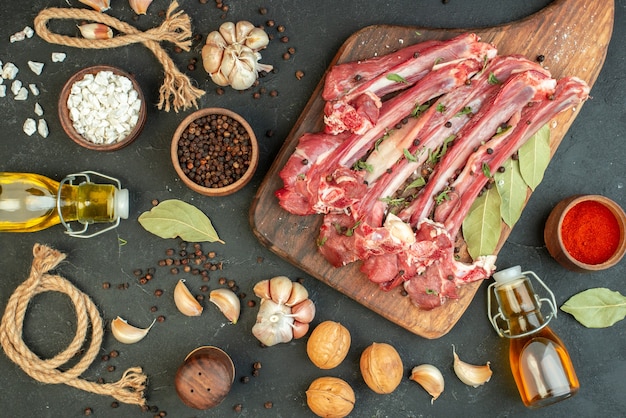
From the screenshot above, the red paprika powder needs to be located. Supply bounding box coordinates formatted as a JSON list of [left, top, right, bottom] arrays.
[[561, 200, 620, 265]]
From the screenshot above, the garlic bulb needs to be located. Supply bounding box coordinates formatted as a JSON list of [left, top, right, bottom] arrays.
[[410, 364, 444, 404], [251, 276, 316, 346], [111, 316, 155, 344], [452, 345, 492, 387], [202, 21, 273, 90]]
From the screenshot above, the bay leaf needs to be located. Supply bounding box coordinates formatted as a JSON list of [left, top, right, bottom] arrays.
[[561, 288, 626, 328], [138, 199, 225, 244], [518, 124, 550, 190], [494, 159, 527, 228], [462, 187, 501, 260]]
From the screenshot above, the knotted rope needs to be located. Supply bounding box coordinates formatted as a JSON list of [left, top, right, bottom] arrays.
[[34, 1, 205, 112], [0, 244, 147, 406]]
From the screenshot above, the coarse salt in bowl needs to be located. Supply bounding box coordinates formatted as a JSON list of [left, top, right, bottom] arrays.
[[544, 194, 626, 272], [58, 65, 146, 151], [171, 107, 259, 197]]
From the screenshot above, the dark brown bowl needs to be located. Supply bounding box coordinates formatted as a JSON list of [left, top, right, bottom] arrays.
[[171, 107, 259, 196], [58, 65, 146, 151], [174, 346, 235, 410], [544, 194, 626, 272]]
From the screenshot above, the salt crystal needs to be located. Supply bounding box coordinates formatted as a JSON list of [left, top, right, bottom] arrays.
[[2, 62, 19, 80], [11, 80, 22, 95], [23, 118, 36, 136], [0, 85, 6, 97], [23, 26, 34, 38], [28, 61, 44, 76], [38, 119, 49, 138], [29, 84, 39, 96], [34, 102, 44, 116], [51, 52, 67, 63], [14, 87, 28, 101], [10, 32, 25, 43]]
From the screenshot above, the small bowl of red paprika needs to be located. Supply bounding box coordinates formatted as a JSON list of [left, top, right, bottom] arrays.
[[544, 195, 626, 272]]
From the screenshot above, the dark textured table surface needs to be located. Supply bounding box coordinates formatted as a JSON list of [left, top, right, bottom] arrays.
[[1, 1, 624, 417]]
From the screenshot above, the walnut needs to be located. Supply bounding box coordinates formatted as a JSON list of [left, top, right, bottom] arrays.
[[360, 342, 404, 394], [306, 321, 351, 369], [306, 376, 355, 418]]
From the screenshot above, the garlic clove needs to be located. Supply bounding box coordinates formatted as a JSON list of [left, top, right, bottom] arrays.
[[252, 299, 294, 346], [285, 281, 309, 307], [384, 213, 416, 245], [452, 345, 492, 387], [218, 21, 237, 45], [202, 32, 226, 74], [234, 21, 255, 44], [78, 23, 113, 40], [128, 0, 153, 15], [209, 288, 240, 324], [267, 276, 294, 305], [292, 320, 310, 339], [111, 316, 155, 344], [245, 27, 270, 51], [291, 298, 316, 324], [410, 364, 445, 404], [252, 278, 271, 300], [79, 0, 111, 12], [174, 279, 203, 317]]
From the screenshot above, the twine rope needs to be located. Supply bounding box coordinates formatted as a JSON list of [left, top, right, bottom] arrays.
[[0, 244, 147, 406], [33, 1, 205, 112]]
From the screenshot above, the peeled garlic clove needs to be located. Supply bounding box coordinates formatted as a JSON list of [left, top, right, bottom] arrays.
[[452, 345, 492, 387], [111, 316, 155, 344], [78, 23, 113, 40], [218, 21, 237, 45], [79, 0, 111, 12], [286, 281, 309, 307], [234, 20, 255, 44], [210, 288, 240, 324], [410, 364, 444, 404], [291, 298, 316, 324], [267, 276, 294, 305], [245, 27, 270, 51], [128, 0, 153, 15], [174, 279, 203, 317]]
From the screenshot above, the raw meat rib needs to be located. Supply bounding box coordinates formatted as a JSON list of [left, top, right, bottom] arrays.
[[322, 39, 441, 101], [400, 77, 588, 310], [437, 76, 591, 232], [318, 55, 551, 266], [276, 57, 483, 216], [399, 69, 557, 226], [323, 33, 497, 134]]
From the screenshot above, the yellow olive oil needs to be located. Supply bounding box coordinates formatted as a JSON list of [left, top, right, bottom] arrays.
[[0, 172, 127, 235], [491, 267, 579, 409]]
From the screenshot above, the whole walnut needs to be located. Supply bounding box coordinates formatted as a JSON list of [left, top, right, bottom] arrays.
[[306, 376, 355, 418], [307, 321, 351, 369], [360, 342, 403, 394]]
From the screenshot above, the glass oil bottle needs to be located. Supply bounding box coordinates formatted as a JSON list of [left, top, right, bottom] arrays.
[[488, 266, 579, 408], [0, 171, 128, 238]]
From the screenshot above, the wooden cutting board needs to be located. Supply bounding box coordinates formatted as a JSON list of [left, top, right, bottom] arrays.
[[249, 0, 614, 338]]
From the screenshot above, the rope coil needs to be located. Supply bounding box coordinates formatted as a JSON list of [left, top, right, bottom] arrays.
[[34, 1, 205, 112], [0, 244, 147, 406]]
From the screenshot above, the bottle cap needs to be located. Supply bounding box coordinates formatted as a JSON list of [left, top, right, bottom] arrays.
[[492, 265, 523, 286], [116, 188, 129, 219]]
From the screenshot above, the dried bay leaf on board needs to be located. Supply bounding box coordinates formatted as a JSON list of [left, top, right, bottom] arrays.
[[138, 199, 225, 244], [518, 124, 550, 191], [494, 158, 527, 228], [462, 187, 501, 260], [561, 288, 626, 328]]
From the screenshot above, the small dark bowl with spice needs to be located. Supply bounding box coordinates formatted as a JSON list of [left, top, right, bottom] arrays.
[[544, 195, 626, 272], [171, 107, 259, 196], [58, 65, 147, 151]]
